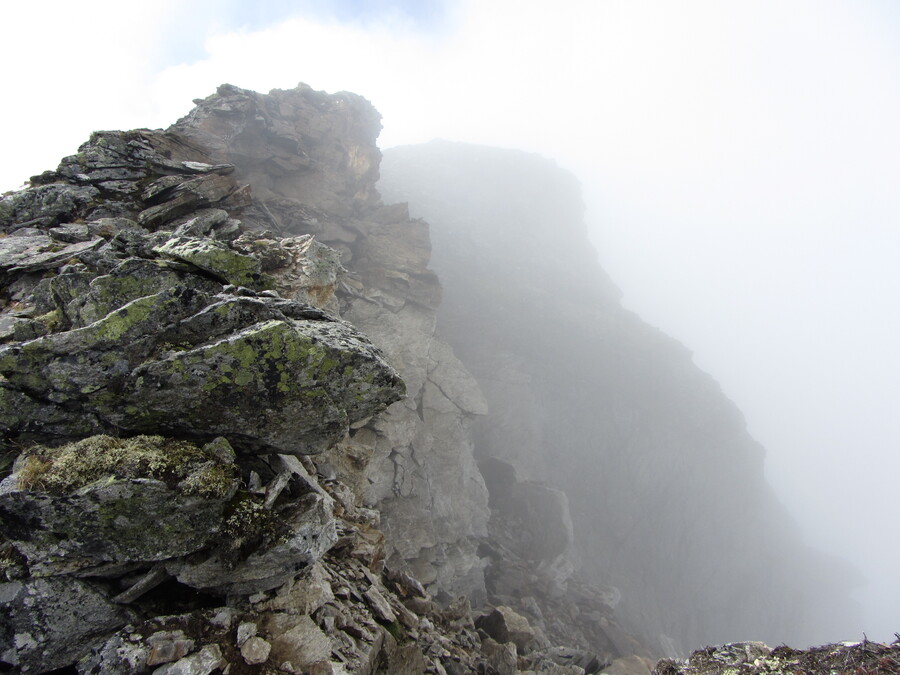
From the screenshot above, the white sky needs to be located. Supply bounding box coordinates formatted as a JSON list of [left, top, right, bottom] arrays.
[[3, 0, 898, 644]]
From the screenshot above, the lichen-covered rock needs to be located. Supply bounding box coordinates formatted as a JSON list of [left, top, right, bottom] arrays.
[[170, 488, 337, 595], [0, 290, 404, 454], [151, 235, 266, 288], [0, 576, 127, 672], [234, 232, 346, 310], [0, 435, 239, 575], [0, 184, 100, 231], [64, 257, 222, 328]]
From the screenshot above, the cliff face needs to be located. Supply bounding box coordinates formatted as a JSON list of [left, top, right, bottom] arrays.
[[0, 82, 863, 674], [3, 83, 637, 674], [378, 140, 860, 651]]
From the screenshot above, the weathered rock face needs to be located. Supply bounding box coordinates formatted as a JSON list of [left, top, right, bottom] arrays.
[[0, 121, 405, 456], [0, 83, 499, 673], [3, 79, 856, 673], [0, 576, 128, 672], [378, 140, 862, 651], [167, 83, 492, 597], [0, 435, 239, 577]]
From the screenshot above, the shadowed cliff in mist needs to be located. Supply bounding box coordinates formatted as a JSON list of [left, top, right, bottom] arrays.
[[378, 139, 862, 652], [0, 82, 870, 673]]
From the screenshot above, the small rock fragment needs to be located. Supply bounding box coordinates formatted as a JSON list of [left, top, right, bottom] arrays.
[[241, 636, 271, 665]]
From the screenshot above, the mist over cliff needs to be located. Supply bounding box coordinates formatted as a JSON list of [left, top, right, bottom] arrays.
[[378, 140, 862, 651], [0, 78, 889, 673]]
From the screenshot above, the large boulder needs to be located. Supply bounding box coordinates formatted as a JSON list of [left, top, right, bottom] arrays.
[[0, 435, 239, 576], [0, 287, 403, 455]]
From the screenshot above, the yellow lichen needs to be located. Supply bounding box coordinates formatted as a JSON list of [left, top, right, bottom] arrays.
[[15, 434, 236, 496]]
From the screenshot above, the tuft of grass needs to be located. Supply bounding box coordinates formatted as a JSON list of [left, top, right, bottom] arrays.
[[15, 434, 236, 496]]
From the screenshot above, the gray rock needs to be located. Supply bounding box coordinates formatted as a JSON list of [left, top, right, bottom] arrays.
[[256, 561, 334, 614], [0, 184, 100, 231], [0, 576, 127, 671], [146, 630, 196, 666], [137, 173, 236, 229], [0, 233, 103, 278], [151, 644, 224, 675], [363, 586, 396, 623], [76, 609, 239, 675], [481, 637, 518, 675], [476, 606, 536, 653], [151, 236, 265, 288], [171, 488, 336, 595], [172, 209, 229, 237], [0, 434, 239, 576], [235, 621, 256, 646], [379, 640, 428, 675], [240, 636, 271, 665], [236, 233, 346, 310], [48, 223, 92, 243], [264, 614, 331, 671], [76, 632, 151, 674], [0, 477, 233, 576], [0, 290, 405, 455], [65, 257, 222, 328], [0, 315, 45, 343], [603, 655, 651, 675]]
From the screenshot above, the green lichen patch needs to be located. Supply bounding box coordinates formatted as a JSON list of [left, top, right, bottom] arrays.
[[15, 434, 237, 496], [219, 491, 287, 561], [70, 259, 219, 328], [152, 236, 269, 289]]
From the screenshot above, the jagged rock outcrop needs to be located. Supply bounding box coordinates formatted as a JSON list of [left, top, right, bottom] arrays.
[[1, 83, 489, 600], [0, 127, 404, 456], [378, 140, 862, 652], [3, 83, 606, 674], [3, 79, 861, 673], [167, 84, 492, 598], [0, 83, 445, 672]]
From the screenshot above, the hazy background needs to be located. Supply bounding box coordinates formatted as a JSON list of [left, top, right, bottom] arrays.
[[3, 0, 898, 644]]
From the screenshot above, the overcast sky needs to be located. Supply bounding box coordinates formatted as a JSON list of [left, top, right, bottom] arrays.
[[3, 0, 898, 644]]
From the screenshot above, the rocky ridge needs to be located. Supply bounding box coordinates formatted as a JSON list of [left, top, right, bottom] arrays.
[[0, 82, 872, 675], [0, 84, 648, 673]]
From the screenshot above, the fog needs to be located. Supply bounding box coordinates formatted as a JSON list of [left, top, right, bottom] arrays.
[[3, 0, 898, 644]]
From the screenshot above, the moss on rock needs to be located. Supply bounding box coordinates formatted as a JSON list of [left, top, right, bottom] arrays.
[[15, 434, 236, 496]]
